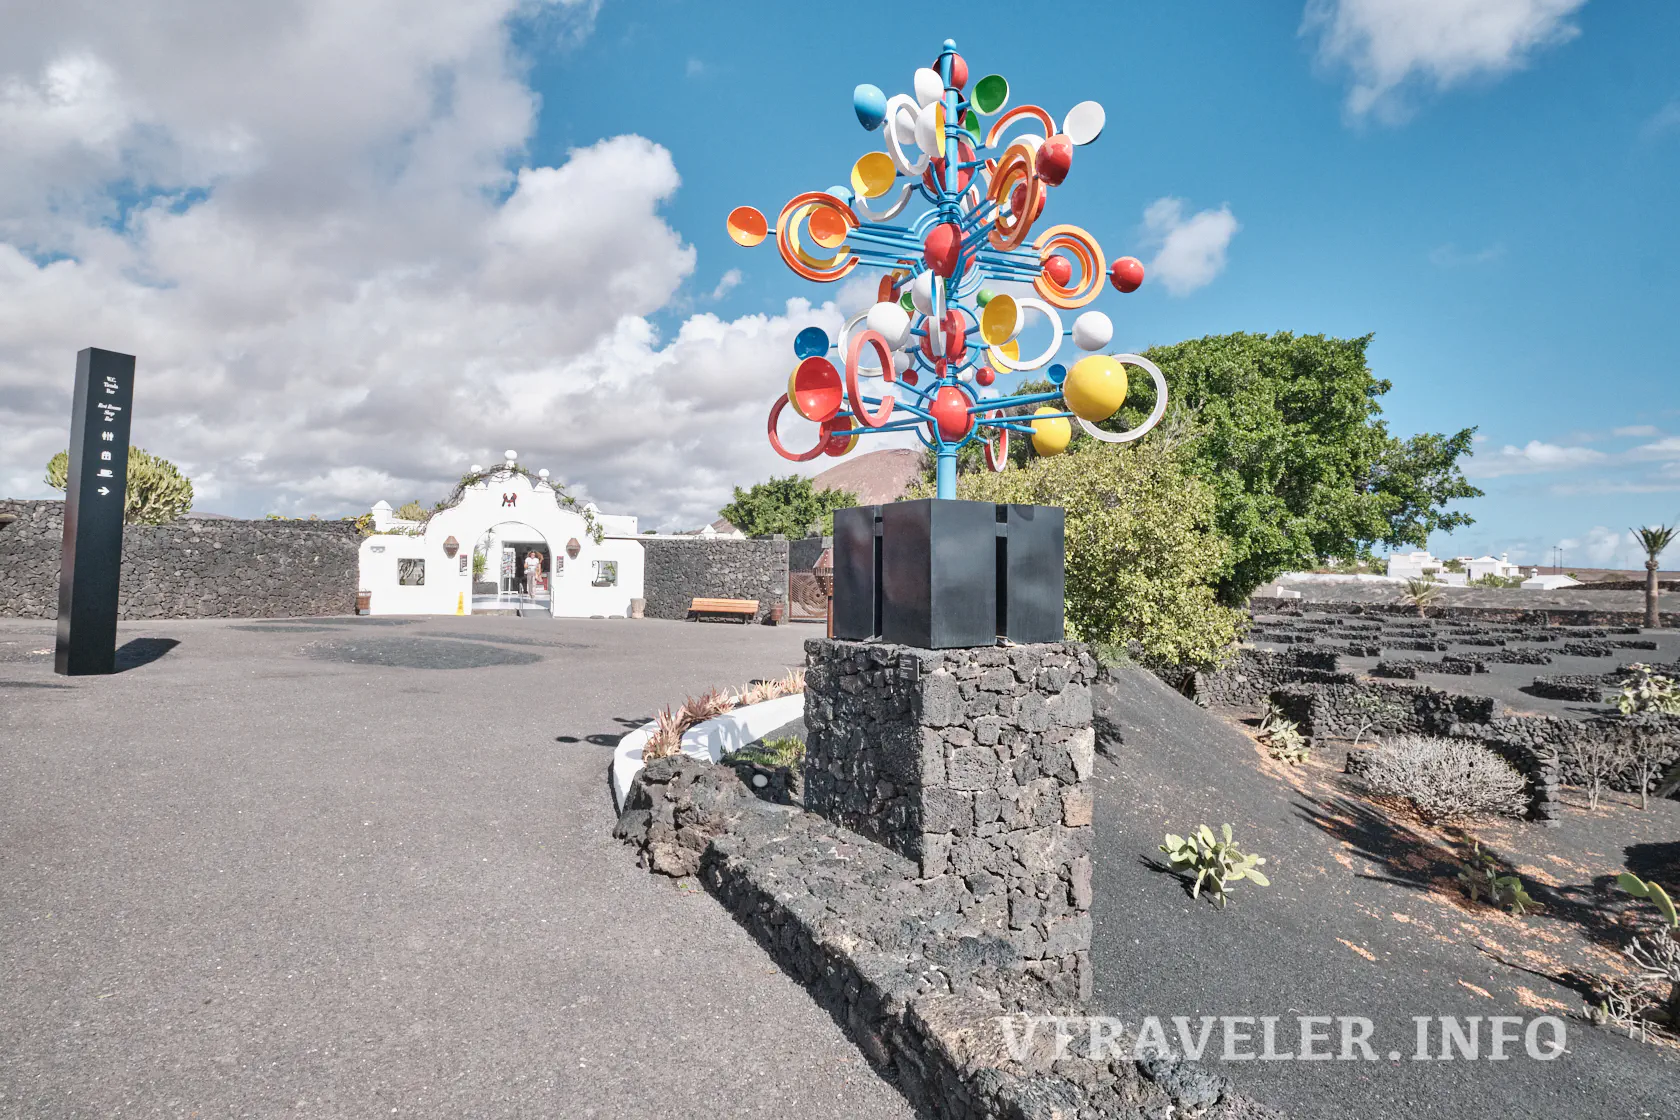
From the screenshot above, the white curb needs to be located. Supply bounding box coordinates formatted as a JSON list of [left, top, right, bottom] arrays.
[[611, 693, 805, 811]]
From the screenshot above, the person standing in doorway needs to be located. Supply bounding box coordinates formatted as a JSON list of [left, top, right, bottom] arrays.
[[523, 550, 542, 598]]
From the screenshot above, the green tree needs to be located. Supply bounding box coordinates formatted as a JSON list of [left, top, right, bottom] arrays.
[[1633, 522, 1677, 629], [45, 447, 194, 525], [720, 475, 858, 537], [973, 333, 1480, 602], [940, 439, 1245, 668]]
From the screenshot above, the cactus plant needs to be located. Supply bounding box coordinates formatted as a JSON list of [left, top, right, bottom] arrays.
[[45, 446, 194, 524], [1457, 842, 1536, 916], [1618, 872, 1679, 930], [1159, 824, 1270, 908], [1263, 718, 1311, 765]]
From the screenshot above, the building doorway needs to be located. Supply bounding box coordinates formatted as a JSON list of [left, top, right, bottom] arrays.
[[471, 522, 552, 612]]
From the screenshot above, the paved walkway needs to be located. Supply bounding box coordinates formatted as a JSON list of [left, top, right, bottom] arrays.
[[0, 616, 913, 1119]]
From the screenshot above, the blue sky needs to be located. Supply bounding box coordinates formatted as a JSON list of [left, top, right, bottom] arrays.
[[0, 0, 1675, 564], [528, 0, 1680, 565]]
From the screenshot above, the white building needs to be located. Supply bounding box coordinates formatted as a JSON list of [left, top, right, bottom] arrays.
[[1385, 550, 1443, 581], [357, 451, 645, 618], [1466, 553, 1522, 582]]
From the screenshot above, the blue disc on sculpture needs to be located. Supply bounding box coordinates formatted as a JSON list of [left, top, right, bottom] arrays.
[[853, 84, 887, 131], [1048, 363, 1067, 385], [794, 326, 831, 360]]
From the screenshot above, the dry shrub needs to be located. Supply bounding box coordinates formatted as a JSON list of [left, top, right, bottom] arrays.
[[641, 704, 690, 761], [1360, 735, 1528, 823]]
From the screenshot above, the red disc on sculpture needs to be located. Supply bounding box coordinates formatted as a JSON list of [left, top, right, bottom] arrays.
[[1042, 253, 1072, 287], [945, 53, 968, 90], [822, 413, 858, 456], [791, 356, 843, 422], [1035, 135, 1073, 186], [928, 385, 975, 441], [923, 221, 963, 277], [919, 309, 967, 363], [1109, 255, 1145, 293]]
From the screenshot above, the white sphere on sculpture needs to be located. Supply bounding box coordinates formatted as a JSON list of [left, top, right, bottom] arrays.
[[867, 301, 912, 348], [1071, 311, 1114, 351], [892, 350, 912, 375]]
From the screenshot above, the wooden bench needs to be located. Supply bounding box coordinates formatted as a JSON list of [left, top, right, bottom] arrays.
[[688, 597, 758, 623]]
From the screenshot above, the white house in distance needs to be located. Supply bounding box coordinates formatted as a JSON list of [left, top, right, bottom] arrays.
[[1386, 549, 1524, 585], [358, 451, 645, 618]]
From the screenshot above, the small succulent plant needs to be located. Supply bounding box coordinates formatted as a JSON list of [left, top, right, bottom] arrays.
[[1160, 824, 1269, 908]]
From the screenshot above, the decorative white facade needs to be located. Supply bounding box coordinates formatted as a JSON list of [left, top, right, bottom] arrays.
[[357, 452, 645, 618]]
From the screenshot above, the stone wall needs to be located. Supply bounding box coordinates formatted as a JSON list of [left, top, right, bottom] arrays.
[[640, 537, 788, 623], [0, 498, 360, 619], [803, 637, 1098, 996], [614, 755, 1271, 1120], [1251, 596, 1678, 629]]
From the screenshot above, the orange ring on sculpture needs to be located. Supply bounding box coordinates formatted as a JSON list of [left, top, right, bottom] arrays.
[[775, 192, 860, 283], [846, 328, 897, 428], [982, 412, 1010, 472], [987, 144, 1041, 251], [767, 393, 827, 462], [985, 104, 1056, 149], [1033, 224, 1105, 309]]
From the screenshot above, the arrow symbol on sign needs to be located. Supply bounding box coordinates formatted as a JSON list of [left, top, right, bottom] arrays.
[[97, 487, 110, 495]]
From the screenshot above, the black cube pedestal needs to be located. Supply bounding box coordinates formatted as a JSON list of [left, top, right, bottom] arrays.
[[830, 504, 879, 641], [881, 498, 998, 649], [999, 503, 1065, 644]]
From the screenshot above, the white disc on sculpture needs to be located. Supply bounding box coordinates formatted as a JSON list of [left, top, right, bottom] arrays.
[[1062, 100, 1106, 146], [986, 298, 1063, 372], [1074, 354, 1170, 444], [836, 308, 869, 366], [853, 180, 913, 221], [892, 350, 912, 374], [913, 67, 944, 107], [867, 301, 912, 349], [910, 270, 935, 315], [1071, 310, 1113, 351], [914, 102, 941, 158], [1011, 133, 1043, 159], [957, 367, 974, 383]]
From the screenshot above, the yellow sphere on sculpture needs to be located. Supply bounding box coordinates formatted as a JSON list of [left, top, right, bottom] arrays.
[[1063, 354, 1129, 422], [1030, 407, 1072, 456]]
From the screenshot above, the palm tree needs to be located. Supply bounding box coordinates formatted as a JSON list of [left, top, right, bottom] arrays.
[[1632, 523, 1678, 629]]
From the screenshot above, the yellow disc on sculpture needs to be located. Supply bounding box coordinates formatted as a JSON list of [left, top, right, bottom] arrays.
[[851, 152, 897, 199], [980, 292, 1022, 346], [1063, 354, 1129, 422], [1030, 407, 1072, 456], [786, 363, 810, 419]]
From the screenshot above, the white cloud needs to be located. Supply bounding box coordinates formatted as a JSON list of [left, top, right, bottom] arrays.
[[1642, 99, 1680, 140], [1464, 439, 1606, 478], [1140, 197, 1239, 297], [1614, 424, 1661, 438], [1428, 242, 1505, 267], [0, 0, 859, 530], [708, 268, 742, 301], [1557, 526, 1641, 567], [1302, 0, 1586, 122]]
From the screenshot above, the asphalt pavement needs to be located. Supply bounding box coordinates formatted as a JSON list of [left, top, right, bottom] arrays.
[[0, 615, 914, 1119]]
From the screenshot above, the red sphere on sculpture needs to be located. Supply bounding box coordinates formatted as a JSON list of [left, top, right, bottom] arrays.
[[976, 366, 995, 387], [1035, 135, 1073, 186], [1042, 253, 1073, 287], [923, 222, 963, 278], [929, 385, 975, 441], [919, 309, 968, 363], [1109, 255, 1145, 293]]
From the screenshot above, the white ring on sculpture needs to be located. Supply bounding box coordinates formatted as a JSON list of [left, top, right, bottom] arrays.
[[1062, 100, 1106, 145], [986, 297, 1062, 371], [1071, 310, 1113, 351], [852, 180, 913, 221], [1074, 354, 1169, 444], [835, 307, 871, 369], [885, 95, 930, 176]]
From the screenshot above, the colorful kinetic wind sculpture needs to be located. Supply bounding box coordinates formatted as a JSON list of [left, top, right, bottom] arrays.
[[727, 39, 1168, 498]]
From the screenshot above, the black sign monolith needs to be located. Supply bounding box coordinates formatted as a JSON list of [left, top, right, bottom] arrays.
[[55, 348, 136, 676]]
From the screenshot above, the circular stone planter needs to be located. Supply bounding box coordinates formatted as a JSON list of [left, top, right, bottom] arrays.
[[611, 692, 804, 811]]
